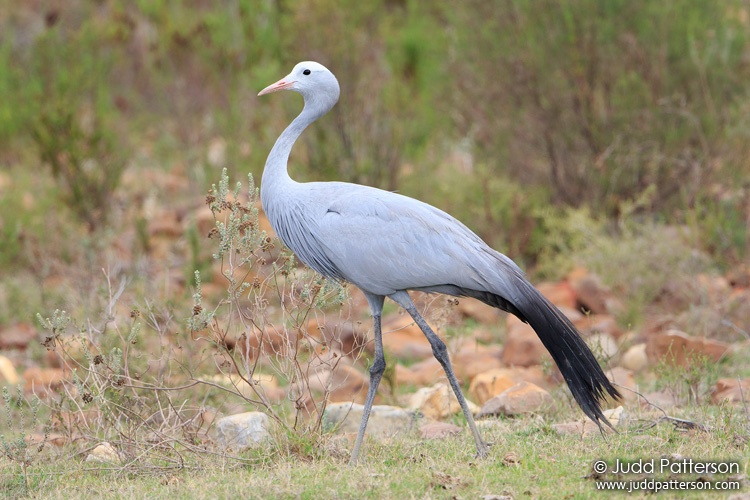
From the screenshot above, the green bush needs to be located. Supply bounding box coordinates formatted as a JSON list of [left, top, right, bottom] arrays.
[[10, 16, 128, 230]]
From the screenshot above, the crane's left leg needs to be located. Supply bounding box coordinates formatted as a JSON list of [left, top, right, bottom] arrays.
[[389, 291, 488, 459], [349, 293, 386, 466]]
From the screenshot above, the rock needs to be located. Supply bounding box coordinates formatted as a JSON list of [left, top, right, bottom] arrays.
[[395, 359, 443, 387], [537, 281, 577, 309], [469, 326, 501, 345], [646, 329, 730, 367], [696, 273, 731, 301], [235, 328, 297, 361], [215, 412, 271, 450], [420, 421, 462, 439], [29, 432, 67, 448], [148, 210, 183, 238], [408, 383, 458, 420], [727, 265, 750, 288], [85, 442, 120, 463], [638, 390, 678, 410], [452, 343, 504, 382], [23, 367, 66, 391], [469, 367, 548, 404], [323, 402, 417, 438], [601, 406, 626, 427], [296, 362, 371, 416], [209, 373, 285, 402], [621, 343, 648, 372], [587, 332, 619, 359], [501, 323, 550, 367], [456, 300, 500, 324], [44, 349, 63, 369], [309, 319, 368, 359], [194, 204, 217, 237], [0, 323, 36, 350], [710, 378, 750, 405], [575, 314, 623, 339], [408, 382, 479, 420], [469, 370, 516, 405], [0, 355, 20, 385], [326, 363, 370, 404], [568, 267, 621, 314], [607, 366, 637, 402], [558, 306, 586, 324], [380, 314, 434, 360], [477, 381, 554, 417]]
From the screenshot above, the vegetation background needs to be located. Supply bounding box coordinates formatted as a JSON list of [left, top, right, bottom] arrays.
[[2, 0, 748, 271], [0, 0, 748, 498]]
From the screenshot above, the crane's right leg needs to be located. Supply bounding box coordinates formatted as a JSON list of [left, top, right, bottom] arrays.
[[349, 293, 385, 466], [389, 290, 488, 459]]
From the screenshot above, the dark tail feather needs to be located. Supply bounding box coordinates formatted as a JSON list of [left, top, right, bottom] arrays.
[[465, 279, 622, 429], [512, 280, 621, 428]]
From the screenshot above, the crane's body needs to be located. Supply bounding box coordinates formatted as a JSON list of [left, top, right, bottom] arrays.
[[264, 179, 523, 296], [258, 61, 621, 465]]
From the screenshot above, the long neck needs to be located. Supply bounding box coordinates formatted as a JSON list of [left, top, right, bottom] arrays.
[[261, 103, 324, 194]]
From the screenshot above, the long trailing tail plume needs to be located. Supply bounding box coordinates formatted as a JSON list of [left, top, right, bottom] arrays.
[[512, 279, 622, 427], [464, 272, 622, 427]]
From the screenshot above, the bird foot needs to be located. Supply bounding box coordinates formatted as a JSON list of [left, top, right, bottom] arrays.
[[474, 442, 490, 459]]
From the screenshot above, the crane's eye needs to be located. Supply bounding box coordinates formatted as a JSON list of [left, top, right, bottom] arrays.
[[302, 69, 311, 75]]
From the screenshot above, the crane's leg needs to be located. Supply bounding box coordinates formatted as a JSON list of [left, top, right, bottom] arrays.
[[349, 293, 385, 466], [389, 290, 488, 459]]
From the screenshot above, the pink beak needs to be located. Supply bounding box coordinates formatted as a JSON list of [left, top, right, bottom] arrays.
[[258, 78, 297, 96]]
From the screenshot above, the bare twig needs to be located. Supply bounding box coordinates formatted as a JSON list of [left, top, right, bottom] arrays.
[[615, 383, 709, 432], [721, 319, 750, 341]]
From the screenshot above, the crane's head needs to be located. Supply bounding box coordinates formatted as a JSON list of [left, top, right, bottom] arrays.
[[258, 61, 340, 112]]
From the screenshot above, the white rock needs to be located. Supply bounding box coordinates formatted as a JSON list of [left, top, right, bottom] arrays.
[[478, 381, 554, 417], [215, 411, 271, 450], [85, 442, 120, 463], [0, 355, 19, 385], [602, 406, 626, 427], [588, 332, 619, 359], [409, 382, 479, 420], [408, 383, 480, 419], [323, 402, 417, 438], [621, 343, 648, 372]]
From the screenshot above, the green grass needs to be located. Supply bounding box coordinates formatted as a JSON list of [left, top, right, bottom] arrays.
[[1, 406, 747, 499]]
